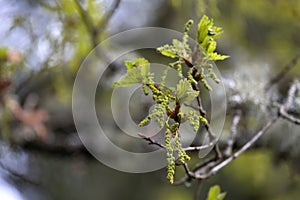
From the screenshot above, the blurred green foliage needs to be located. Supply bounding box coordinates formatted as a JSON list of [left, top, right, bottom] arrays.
[[206, 185, 226, 200]]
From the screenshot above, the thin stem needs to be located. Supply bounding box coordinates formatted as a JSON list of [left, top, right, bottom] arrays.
[[183, 162, 195, 178], [279, 106, 300, 125], [225, 110, 242, 156], [0, 161, 38, 185], [286, 80, 299, 108], [183, 141, 216, 151], [194, 180, 204, 200], [138, 133, 166, 149], [266, 53, 300, 91], [195, 116, 278, 179], [279, 80, 300, 125], [213, 143, 222, 159], [74, 0, 95, 39], [74, 0, 121, 47]]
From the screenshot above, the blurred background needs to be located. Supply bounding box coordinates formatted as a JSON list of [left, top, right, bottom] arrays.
[[0, 0, 300, 199]]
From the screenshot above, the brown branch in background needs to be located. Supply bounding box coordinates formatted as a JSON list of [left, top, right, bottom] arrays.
[[19, 139, 91, 158], [74, 0, 121, 47], [74, 0, 94, 36], [0, 161, 38, 185], [5, 96, 48, 141], [96, 0, 121, 32], [265, 53, 300, 91]]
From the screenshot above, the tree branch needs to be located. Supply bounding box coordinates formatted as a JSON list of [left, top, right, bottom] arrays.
[[138, 133, 166, 149], [74, 0, 95, 37], [0, 161, 38, 185], [279, 80, 300, 125], [195, 116, 278, 179], [224, 109, 242, 156], [265, 53, 300, 91], [18, 139, 91, 158], [183, 141, 216, 151], [194, 180, 204, 200], [279, 109, 300, 125], [74, 0, 121, 47], [96, 0, 121, 33]]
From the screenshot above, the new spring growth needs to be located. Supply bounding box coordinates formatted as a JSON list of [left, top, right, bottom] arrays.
[[113, 15, 229, 184]]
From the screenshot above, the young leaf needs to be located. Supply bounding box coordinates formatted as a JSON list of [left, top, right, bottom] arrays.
[[112, 67, 143, 88], [113, 58, 150, 88], [176, 79, 199, 103], [209, 53, 230, 61], [197, 15, 212, 44], [197, 15, 229, 61], [207, 185, 226, 200], [157, 44, 178, 58]]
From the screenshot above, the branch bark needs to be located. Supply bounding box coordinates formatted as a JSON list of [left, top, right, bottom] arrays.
[[195, 116, 278, 179], [265, 53, 300, 91]]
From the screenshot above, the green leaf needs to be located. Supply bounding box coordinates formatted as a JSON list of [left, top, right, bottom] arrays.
[[124, 60, 134, 70], [157, 44, 178, 58], [198, 15, 211, 44], [198, 15, 224, 44], [176, 79, 199, 103], [113, 58, 150, 88], [197, 15, 229, 62], [207, 40, 217, 54], [112, 67, 142, 88], [207, 185, 226, 200], [209, 53, 230, 61]]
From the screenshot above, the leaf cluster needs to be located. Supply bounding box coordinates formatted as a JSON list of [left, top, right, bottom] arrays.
[[113, 15, 228, 184]]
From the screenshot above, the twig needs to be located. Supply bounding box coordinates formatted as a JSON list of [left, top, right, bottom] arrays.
[[213, 143, 222, 159], [279, 109, 300, 125], [184, 103, 201, 111], [224, 110, 242, 156], [74, 0, 95, 38], [138, 133, 166, 149], [18, 139, 91, 158], [0, 161, 38, 185], [196, 95, 207, 117], [286, 80, 299, 108], [195, 116, 279, 179], [265, 53, 300, 91], [194, 180, 204, 200], [279, 80, 300, 125], [183, 162, 195, 178], [183, 141, 216, 151], [174, 156, 218, 185], [74, 0, 121, 47]]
